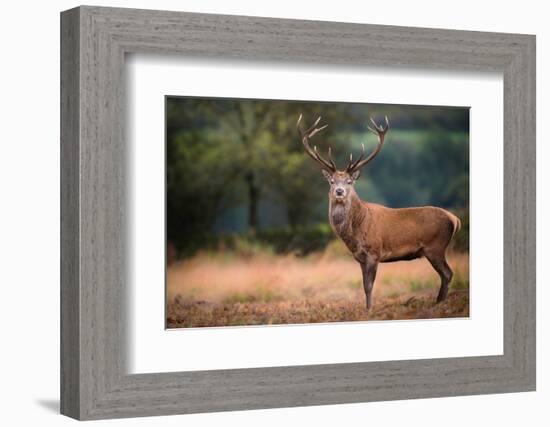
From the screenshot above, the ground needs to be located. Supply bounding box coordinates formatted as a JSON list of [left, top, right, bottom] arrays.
[[166, 243, 469, 328]]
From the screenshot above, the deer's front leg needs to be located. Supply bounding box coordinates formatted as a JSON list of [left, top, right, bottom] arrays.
[[360, 258, 378, 311]]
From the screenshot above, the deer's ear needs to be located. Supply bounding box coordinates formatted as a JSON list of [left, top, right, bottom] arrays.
[[321, 169, 333, 182], [351, 170, 361, 181]]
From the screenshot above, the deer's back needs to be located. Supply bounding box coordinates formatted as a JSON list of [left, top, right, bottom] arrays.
[[362, 203, 459, 262]]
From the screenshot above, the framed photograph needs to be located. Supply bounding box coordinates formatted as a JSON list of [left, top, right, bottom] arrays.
[[165, 97, 470, 328], [61, 6, 536, 420]]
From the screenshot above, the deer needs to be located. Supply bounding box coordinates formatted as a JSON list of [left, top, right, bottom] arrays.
[[297, 114, 461, 312]]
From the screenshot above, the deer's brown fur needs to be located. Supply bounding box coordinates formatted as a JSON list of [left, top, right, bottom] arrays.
[[297, 115, 461, 311]]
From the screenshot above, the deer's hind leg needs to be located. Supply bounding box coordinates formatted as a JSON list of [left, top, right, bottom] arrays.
[[424, 251, 453, 303]]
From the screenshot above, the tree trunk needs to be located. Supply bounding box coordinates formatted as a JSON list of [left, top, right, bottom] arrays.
[[245, 171, 259, 235], [287, 205, 300, 232]]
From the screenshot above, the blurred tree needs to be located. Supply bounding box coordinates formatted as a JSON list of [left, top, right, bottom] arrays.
[[417, 129, 469, 208], [264, 151, 325, 229], [167, 98, 358, 236], [259, 104, 359, 228], [166, 127, 243, 255], [166, 97, 470, 256]]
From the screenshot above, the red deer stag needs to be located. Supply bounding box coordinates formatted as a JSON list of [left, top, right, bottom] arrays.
[[297, 114, 461, 311]]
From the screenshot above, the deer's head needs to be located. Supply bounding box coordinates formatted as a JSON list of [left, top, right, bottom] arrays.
[[297, 114, 389, 204]]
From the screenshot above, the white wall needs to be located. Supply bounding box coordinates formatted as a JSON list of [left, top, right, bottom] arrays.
[[0, 0, 546, 425]]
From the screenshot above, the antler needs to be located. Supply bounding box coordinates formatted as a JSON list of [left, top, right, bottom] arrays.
[[346, 116, 389, 173], [297, 114, 337, 172]]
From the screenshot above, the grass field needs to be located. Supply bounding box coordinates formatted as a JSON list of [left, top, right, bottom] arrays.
[[166, 240, 469, 328]]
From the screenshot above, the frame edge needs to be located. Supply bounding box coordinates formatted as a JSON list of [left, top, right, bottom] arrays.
[[60, 6, 81, 420], [62, 6, 537, 420]]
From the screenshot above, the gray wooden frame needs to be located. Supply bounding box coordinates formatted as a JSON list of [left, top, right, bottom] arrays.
[[60, 5, 536, 421]]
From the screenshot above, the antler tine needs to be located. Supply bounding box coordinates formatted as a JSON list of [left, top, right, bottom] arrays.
[[297, 113, 303, 128], [327, 146, 337, 170], [306, 116, 322, 133], [297, 115, 328, 138], [296, 114, 336, 172], [308, 124, 328, 139], [346, 143, 366, 172], [368, 115, 390, 133], [347, 116, 390, 173], [369, 116, 381, 132]]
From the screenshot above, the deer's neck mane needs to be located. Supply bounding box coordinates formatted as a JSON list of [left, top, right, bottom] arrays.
[[329, 192, 367, 248]]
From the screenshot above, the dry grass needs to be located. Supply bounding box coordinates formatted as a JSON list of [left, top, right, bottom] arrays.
[[166, 243, 469, 328]]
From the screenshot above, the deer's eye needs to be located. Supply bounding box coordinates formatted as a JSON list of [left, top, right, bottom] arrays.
[[330, 180, 335, 185], [346, 179, 353, 185]]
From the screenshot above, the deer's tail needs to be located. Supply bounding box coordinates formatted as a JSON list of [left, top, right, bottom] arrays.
[[449, 213, 462, 238]]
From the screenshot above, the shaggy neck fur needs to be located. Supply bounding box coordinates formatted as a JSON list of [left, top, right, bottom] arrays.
[[328, 189, 367, 251]]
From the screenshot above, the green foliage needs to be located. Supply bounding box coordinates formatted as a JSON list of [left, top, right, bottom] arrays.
[[256, 223, 334, 255], [354, 129, 469, 208], [166, 97, 470, 257], [166, 128, 243, 249], [451, 269, 470, 290], [410, 280, 435, 292], [173, 224, 335, 259], [264, 151, 325, 229], [449, 207, 470, 253]]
